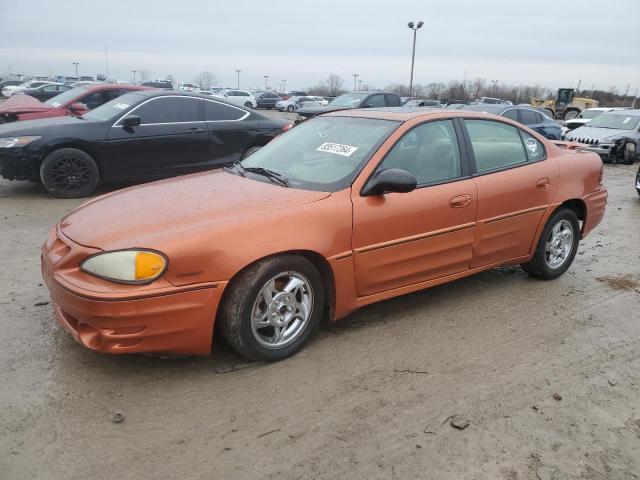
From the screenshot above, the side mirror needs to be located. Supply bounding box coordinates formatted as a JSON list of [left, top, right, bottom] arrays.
[[68, 102, 87, 113], [122, 115, 141, 129], [362, 168, 417, 196]]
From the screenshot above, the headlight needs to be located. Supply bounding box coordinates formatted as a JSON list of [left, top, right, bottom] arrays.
[[0, 136, 42, 148], [80, 249, 168, 284]]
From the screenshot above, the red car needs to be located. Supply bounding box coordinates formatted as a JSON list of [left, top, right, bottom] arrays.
[[0, 83, 150, 123]]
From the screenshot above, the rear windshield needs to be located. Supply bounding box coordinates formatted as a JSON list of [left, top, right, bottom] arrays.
[[588, 114, 640, 130]]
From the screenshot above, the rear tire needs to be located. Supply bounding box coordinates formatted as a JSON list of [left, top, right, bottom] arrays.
[[521, 207, 580, 280], [287, 105, 295, 112], [40, 148, 99, 198], [244, 102, 253, 109], [218, 255, 324, 362]]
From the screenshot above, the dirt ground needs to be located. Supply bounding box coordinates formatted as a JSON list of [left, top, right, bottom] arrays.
[[1, 161, 639, 480]]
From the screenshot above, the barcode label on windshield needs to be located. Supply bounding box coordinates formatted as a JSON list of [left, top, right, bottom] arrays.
[[316, 142, 358, 157]]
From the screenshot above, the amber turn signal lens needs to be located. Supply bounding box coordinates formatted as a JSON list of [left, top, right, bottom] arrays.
[[135, 251, 166, 280]]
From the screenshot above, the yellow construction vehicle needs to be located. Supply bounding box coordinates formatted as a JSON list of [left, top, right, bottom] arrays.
[[530, 88, 599, 120]]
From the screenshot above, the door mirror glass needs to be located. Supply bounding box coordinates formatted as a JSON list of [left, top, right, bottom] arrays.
[[362, 168, 417, 196], [122, 115, 141, 129]]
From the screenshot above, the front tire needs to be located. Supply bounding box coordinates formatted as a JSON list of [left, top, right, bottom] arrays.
[[287, 105, 295, 112], [40, 148, 99, 198], [623, 142, 636, 165], [521, 207, 580, 280], [219, 255, 324, 362], [244, 101, 253, 109]]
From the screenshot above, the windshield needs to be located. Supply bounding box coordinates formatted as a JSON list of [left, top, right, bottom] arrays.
[[44, 86, 89, 107], [579, 110, 605, 120], [329, 93, 368, 107], [587, 113, 640, 130], [82, 93, 145, 121], [236, 116, 399, 192]]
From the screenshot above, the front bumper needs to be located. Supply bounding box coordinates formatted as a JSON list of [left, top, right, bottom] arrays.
[[42, 228, 227, 356], [0, 148, 37, 180]]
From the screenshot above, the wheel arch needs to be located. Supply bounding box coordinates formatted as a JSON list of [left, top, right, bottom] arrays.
[[214, 249, 337, 331], [39, 142, 103, 179]]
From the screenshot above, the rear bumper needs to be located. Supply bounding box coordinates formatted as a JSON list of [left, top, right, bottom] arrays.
[[581, 188, 607, 238]]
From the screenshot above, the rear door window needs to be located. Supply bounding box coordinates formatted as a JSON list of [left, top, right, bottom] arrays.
[[204, 100, 247, 121], [465, 119, 528, 173]]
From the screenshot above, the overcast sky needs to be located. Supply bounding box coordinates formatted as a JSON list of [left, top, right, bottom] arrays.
[[0, 0, 637, 93]]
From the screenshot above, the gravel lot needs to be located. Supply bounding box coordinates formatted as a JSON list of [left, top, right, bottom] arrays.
[[0, 134, 639, 478]]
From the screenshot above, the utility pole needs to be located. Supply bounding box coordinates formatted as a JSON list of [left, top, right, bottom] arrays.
[[234, 69, 241, 89], [407, 21, 424, 97], [132, 70, 137, 82], [282, 79, 286, 91], [73, 62, 79, 78], [104, 46, 109, 80], [353, 73, 359, 92], [264, 75, 269, 89]]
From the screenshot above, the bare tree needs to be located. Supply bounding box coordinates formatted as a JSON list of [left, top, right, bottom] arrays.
[[426, 82, 445, 99], [194, 71, 217, 89], [325, 74, 344, 96], [138, 69, 151, 82]]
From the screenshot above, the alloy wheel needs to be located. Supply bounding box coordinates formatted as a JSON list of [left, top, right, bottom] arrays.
[[545, 219, 574, 269], [50, 157, 92, 194]]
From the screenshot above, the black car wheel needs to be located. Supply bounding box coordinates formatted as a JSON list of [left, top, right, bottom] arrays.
[[244, 102, 253, 109], [40, 148, 99, 198], [287, 105, 294, 112]]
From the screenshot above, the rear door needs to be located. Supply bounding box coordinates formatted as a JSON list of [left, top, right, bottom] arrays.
[[104, 96, 208, 179], [461, 119, 559, 268], [203, 99, 257, 166]]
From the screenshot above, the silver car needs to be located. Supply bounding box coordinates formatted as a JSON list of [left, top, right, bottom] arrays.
[[565, 109, 640, 164], [275, 96, 320, 112]]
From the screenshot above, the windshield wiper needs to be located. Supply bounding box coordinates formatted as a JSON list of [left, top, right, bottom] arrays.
[[243, 166, 289, 187], [229, 161, 289, 187]]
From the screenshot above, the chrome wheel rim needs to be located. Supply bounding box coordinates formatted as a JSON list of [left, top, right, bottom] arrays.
[[545, 219, 574, 269], [251, 272, 313, 349]]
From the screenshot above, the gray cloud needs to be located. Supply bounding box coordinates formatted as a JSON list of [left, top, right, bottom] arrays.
[[0, 0, 637, 92]]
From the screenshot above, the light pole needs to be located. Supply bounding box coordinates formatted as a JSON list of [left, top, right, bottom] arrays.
[[132, 70, 137, 82], [282, 79, 286, 92], [407, 21, 423, 97], [234, 69, 241, 89], [491, 79, 499, 96], [353, 73, 359, 92], [264, 75, 269, 89], [72, 62, 79, 78], [358, 79, 363, 91]]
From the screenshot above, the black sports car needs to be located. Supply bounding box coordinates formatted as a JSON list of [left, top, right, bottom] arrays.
[[16, 83, 72, 102], [0, 90, 292, 197]]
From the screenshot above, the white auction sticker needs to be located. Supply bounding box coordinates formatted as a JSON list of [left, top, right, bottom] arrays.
[[316, 142, 358, 156], [112, 103, 130, 110]]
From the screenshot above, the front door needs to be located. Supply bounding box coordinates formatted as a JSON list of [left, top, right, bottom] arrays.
[[352, 119, 477, 297], [104, 96, 208, 180]]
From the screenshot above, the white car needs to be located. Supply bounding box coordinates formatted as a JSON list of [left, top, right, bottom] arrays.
[[561, 107, 629, 139], [275, 96, 320, 112], [213, 89, 257, 109], [179, 82, 199, 92], [309, 96, 329, 106], [2, 80, 54, 98]]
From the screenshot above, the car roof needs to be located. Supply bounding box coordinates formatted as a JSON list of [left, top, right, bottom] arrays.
[[76, 83, 151, 93]]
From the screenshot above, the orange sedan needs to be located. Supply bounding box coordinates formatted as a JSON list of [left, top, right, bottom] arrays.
[[42, 109, 607, 361]]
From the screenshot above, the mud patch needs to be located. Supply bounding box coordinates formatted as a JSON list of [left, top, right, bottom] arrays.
[[596, 274, 640, 291]]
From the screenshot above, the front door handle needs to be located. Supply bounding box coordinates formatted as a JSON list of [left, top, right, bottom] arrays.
[[449, 194, 471, 208], [188, 127, 204, 133], [536, 177, 550, 190]]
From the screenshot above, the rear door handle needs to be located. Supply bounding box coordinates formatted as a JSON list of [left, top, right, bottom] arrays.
[[449, 194, 471, 208], [536, 177, 550, 189], [188, 127, 204, 133]]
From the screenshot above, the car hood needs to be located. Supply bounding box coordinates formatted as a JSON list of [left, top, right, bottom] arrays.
[[0, 94, 52, 114], [60, 169, 331, 251], [565, 125, 636, 142], [0, 115, 89, 136]]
